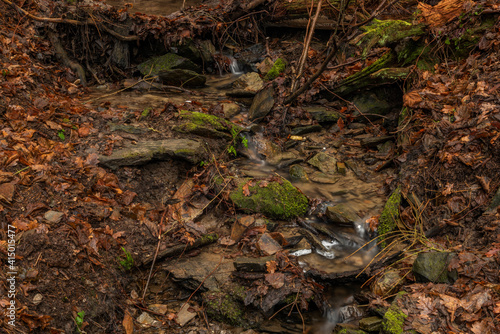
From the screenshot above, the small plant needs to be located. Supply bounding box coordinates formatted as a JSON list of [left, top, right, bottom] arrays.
[[75, 311, 85, 332], [227, 127, 248, 157], [141, 107, 151, 118], [119, 247, 134, 271], [57, 129, 65, 140]]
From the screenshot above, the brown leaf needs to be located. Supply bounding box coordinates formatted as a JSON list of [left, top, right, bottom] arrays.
[[403, 91, 423, 108], [242, 182, 251, 196], [439, 293, 460, 322], [266, 260, 277, 274], [0, 182, 16, 202], [123, 311, 134, 334], [265, 272, 285, 289]]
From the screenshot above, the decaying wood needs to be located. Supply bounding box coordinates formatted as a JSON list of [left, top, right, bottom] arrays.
[[48, 31, 87, 85], [141, 233, 219, 266], [418, 0, 470, 28]]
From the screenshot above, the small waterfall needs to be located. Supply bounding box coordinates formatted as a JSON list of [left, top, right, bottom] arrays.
[[228, 56, 244, 75]]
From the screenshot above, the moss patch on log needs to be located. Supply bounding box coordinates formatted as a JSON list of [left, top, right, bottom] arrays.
[[378, 186, 402, 247]]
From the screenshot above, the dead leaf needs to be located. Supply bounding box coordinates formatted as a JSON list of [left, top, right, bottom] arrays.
[[123, 311, 134, 334], [439, 293, 460, 322], [266, 260, 277, 274], [242, 182, 251, 196], [0, 182, 16, 202], [403, 91, 423, 107], [265, 272, 285, 289]]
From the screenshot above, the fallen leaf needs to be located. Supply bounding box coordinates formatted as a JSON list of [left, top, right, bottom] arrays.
[[266, 260, 277, 274], [265, 272, 285, 289], [123, 311, 134, 334], [0, 182, 16, 202]]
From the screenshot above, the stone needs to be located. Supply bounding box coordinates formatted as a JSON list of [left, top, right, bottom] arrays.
[[233, 255, 276, 272], [173, 111, 242, 139], [198, 40, 216, 64], [412, 252, 457, 283], [359, 316, 383, 332], [336, 162, 347, 175], [371, 269, 404, 296], [382, 295, 408, 334], [338, 305, 363, 323], [257, 233, 282, 256], [333, 324, 367, 334], [137, 312, 161, 327], [307, 152, 337, 174], [148, 304, 168, 315], [304, 106, 341, 123], [352, 92, 393, 116], [137, 53, 200, 76], [248, 86, 275, 121], [229, 178, 308, 219], [232, 72, 264, 94], [291, 124, 323, 135], [165, 252, 234, 291], [158, 69, 206, 87], [360, 135, 394, 147], [44, 210, 64, 224], [230, 215, 255, 241], [326, 204, 361, 225], [222, 102, 241, 118], [289, 164, 308, 181], [176, 304, 197, 327], [33, 293, 43, 305], [256, 57, 274, 76], [98, 139, 205, 170]]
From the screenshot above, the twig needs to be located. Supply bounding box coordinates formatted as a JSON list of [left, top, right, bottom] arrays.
[[284, 0, 394, 105], [291, 0, 323, 92]]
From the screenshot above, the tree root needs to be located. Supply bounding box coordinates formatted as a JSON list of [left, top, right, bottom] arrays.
[[48, 31, 87, 86]]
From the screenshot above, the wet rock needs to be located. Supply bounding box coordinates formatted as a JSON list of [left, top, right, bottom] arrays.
[[267, 151, 301, 168], [308, 152, 337, 174], [109, 123, 147, 134], [173, 111, 242, 139], [164, 252, 234, 291], [359, 316, 383, 332], [222, 102, 241, 118], [231, 215, 255, 241], [333, 324, 367, 334], [378, 186, 401, 246], [137, 53, 200, 76], [371, 269, 404, 296], [137, 312, 161, 327], [326, 204, 361, 225], [304, 106, 341, 123], [158, 69, 206, 87], [202, 291, 244, 326], [412, 252, 457, 283], [176, 303, 197, 326], [248, 86, 275, 121], [44, 210, 64, 224], [234, 255, 276, 272], [229, 178, 308, 219], [257, 233, 282, 255], [291, 124, 323, 135], [289, 164, 308, 181], [309, 171, 340, 184], [338, 304, 363, 323], [98, 139, 205, 170], [233, 72, 264, 92]]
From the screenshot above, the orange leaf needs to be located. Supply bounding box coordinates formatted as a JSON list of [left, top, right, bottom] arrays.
[[123, 311, 134, 334]]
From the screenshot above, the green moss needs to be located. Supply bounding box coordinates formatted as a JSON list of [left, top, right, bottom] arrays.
[[378, 186, 402, 247], [174, 111, 242, 139], [203, 291, 244, 326], [265, 58, 286, 80], [137, 53, 199, 76], [201, 233, 219, 243], [230, 178, 308, 219], [382, 302, 407, 334], [337, 329, 368, 334]]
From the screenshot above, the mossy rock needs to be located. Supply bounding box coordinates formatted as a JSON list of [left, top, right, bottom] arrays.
[[158, 69, 206, 87], [137, 53, 200, 76], [264, 58, 286, 80], [382, 294, 407, 334], [412, 251, 457, 283], [173, 111, 242, 139], [202, 291, 244, 326], [378, 186, 401, 246], [230, 178, 308, 219]]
